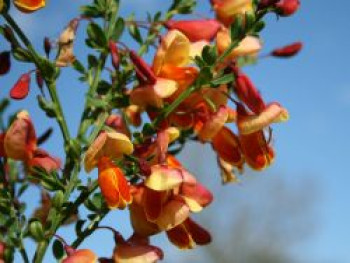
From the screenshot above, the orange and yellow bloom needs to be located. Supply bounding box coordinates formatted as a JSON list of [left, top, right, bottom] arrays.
[[13, 0, 45, 13]]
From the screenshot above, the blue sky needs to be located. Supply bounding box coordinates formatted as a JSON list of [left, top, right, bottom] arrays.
[[1, 0, 350, 262]]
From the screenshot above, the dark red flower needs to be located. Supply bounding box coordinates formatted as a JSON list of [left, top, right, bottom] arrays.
[[0, 51, 11, 76]]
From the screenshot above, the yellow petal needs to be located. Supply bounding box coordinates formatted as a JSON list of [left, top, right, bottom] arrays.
[[182, 197, 203, 213], [153, 30, 190, 75], [145, 165, 183, 191], [156, 200, 190, 231], [165, 127, 180, 143], [84, 131, 133, 173], [238, 103, 289, 135], [153, 78, 178, 98]]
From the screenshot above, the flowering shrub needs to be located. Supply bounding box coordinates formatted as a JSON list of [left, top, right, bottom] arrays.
[[0, 0, 301, 262]]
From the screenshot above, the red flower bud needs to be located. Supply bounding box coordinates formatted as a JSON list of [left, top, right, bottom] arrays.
[[0, 51, 11, 76], [258, 0, 280, 9], [35, 71, 44, 91], [164, 19, 221, 42], [109, 41, 120, 70], [275, 0, 300, 16], [129, 51, 157, 85], [271, 42, 303, 58], [44, 37, 51, 57], [10, 73, 31, 100], [235, 73, 266, 114]]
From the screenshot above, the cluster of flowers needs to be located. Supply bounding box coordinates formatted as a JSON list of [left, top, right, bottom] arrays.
[[0, 0, 301, 262]]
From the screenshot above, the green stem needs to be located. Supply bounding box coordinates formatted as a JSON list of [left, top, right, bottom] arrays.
[[71, 213, 107, 248], [153, 85, 197, 127], [33, 241, 48, 263], [19, 244, 30, 263], [46, 81, 71, 149]]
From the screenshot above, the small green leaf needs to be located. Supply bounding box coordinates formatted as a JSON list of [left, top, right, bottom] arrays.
[[230, 15, 244, 40], [211, 73, 235, 86], [86, 22, 107, 50], [128, 23, 143, 44], [12, 48, 32, 62], [202, 45, 217, 65], [72, 60, 86, 74]]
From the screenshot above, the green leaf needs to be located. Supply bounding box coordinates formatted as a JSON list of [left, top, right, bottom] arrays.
[[202, 45, 217, 66], [111, 18, 125, 41], [128, 23, 143, 44], [230, 15, 244, 40], [52, 239, 65, 260], [12, 48, 32, 62], [86, 22, 107, 50], [80, 5, 103, 18], [37, 96, 57, 118], [211, 73, 235, 86], [72, 60, 86, 74], [169, 0, 196, 14]]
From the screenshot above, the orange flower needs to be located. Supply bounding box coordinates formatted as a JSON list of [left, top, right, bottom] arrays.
[[62, 249, 97, 263], [98, 157, 132, 209], [13, 0, 45, 13], [217, 28, 262, 60], [84, 131, 134, 173], [211, 0, 253, 26], [237, 105, 277, 170], [4, 111, 36, 161], [27, 149, 61, 173]]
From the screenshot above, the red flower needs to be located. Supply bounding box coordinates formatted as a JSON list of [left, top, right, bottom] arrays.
[[272, 42, 303, 58], [164, 19, 221, 42], [276, 0, 300, 16], [10, 73, 31, 100]]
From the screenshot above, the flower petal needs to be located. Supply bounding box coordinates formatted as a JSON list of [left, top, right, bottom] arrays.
[[156, 199, 190, 231], [84, 131, 133, 173], [198, 105, 229, 142], [238, 103, 289, 135], [145, 165, 183, 191], [153, 30, 191, 75], [153, 78, 178, 98]]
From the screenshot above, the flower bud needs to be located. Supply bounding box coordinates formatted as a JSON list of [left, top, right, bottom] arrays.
[[44, 37, 51, 57], [164, 19, 221, 42], [271, 42, 303, 58], [0, 51, 11, 76], [10, 73, 31, 100], [13, 0, 46, 13], [275, 0, 300, 16], [258, 0, 280, 9], [130, 50, 157, 85], [109, 41, 120, 70]]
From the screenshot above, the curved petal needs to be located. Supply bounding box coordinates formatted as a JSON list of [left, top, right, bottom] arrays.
[[84, 131, 133, 173], [153, 30, 191, 75], [156, 199, 190, 231], [145, 165, 184, 191], [238, 103, 289, 135]]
